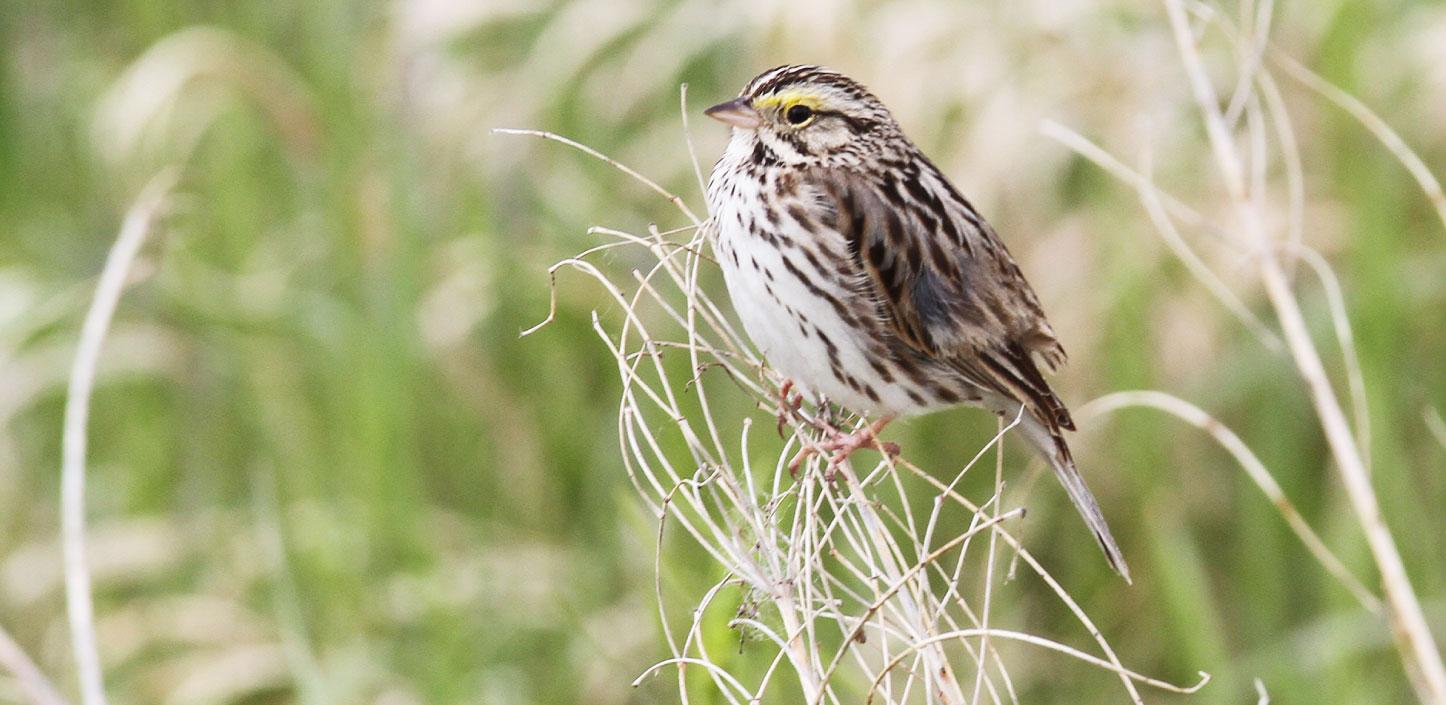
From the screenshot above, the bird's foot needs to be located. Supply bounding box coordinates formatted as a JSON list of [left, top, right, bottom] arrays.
[[821, 415, 898, 468], [788, 415, 898, 481]]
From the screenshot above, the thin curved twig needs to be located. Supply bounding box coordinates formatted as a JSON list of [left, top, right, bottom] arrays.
[[491, 128, 702, 224], [866, 628, 1211, 704], [1270, 50, 1446, 234], [61, 169, 178, 705], [1079, 390, 1379, 611]]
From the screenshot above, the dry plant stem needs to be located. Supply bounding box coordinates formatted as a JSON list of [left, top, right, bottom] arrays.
[[1285, 245, 1371, 472], [933, 513, 1015, 704], [920, 408, 1021, 555], [491, 128, 702, 223], [633, 657, 753, 698], [650, 469, 712, 702], [970, 418, 1007, 705], [866, 629, 1210, 704], [1255, 71, 1306, 267], [1221, 0, 1273, 129], [813, 506, 1026, 695], [679, 83, 708, 200], [1133, 136, 1283, 353], [1039, 120, 1283, 352], [840, 457, 967, 705], [897, 455, 1191, 705], [1163, 1, 1446, 700], [798, 456, 908, 693], [1079, 391, 1379, 611], [920, 409, 1023, 698], [1269, 50, 1446, 233], [777, 579, 823, 703], [1264, 234, 1446, 702], [61, 169, 177, 705], [587, 244, 790, 697], [0, 623, 70, 705], [680, 222, 734, 481], [681, 574, 752, 704], [803, 478, 931, 700], [1037, 121, 1214, 240]]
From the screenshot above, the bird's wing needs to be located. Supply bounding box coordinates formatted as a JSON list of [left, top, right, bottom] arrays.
[[810, 162, 1074, 429]]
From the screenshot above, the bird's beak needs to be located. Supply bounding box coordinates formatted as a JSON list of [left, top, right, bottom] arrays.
[[704, 98, 763, 129]]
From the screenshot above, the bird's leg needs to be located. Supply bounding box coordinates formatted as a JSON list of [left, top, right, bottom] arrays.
[[785, 402, 842, 478], [776, 380, 819, 477], [774, 379, 804, 438]]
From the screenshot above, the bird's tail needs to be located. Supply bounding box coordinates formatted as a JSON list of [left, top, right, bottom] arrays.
[[1015, 409, 1132, 583]]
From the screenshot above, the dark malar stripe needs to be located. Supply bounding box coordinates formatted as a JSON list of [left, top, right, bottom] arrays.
[[751, 141, 780, 169]]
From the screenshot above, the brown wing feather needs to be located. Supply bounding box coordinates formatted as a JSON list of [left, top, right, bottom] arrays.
[[813, 163, 1072, 422]]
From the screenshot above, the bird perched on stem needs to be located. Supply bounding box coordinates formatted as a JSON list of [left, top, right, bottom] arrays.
[[704, 64, 1130, 582]]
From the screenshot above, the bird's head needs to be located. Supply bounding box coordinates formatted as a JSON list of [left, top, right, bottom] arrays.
[[705, 65, 899, 168]]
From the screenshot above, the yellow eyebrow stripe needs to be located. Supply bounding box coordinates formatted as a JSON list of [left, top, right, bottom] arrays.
[[753, 90, 822, 112]]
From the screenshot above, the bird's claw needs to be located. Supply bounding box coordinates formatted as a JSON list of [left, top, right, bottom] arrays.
[[787, 446, 812, 478], [775, 379, 804, 438]]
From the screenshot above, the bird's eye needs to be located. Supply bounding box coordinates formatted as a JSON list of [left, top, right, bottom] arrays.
[[785, 104, 814, 125]]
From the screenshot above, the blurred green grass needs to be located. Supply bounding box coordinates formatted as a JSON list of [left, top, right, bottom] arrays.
[[1, 1, 1444, 703]]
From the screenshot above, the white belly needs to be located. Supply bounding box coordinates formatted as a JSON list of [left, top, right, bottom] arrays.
[[716, 235, 854, 400], [709, 212, 932, 417]]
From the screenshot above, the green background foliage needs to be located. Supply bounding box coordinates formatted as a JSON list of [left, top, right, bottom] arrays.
[[1, 1, 1443, 703]]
